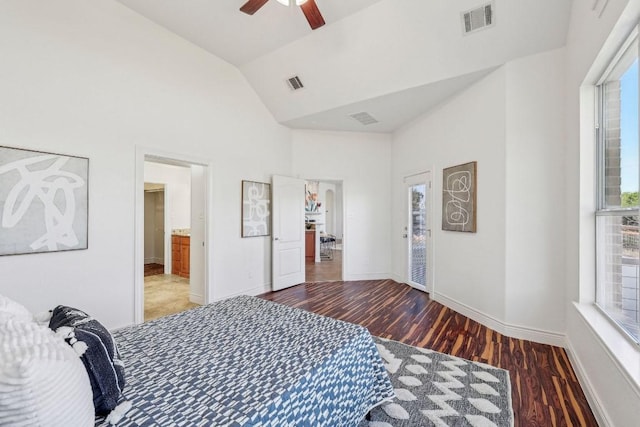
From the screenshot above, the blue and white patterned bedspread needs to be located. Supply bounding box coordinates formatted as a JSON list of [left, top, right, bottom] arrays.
[[96, 295, 394, 426]]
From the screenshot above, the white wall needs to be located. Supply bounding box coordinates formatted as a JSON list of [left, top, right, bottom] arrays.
[[0, 0, 291, 329], [391, 48, 568, 345], [564, 1, 640, 425], [315, 182, 336, 234], [504, 48, 567, 337], [392, 68, 508, 324], [292, 130, 392, 280], [145, 162, 191, 230], [335, 184, 344, 240]]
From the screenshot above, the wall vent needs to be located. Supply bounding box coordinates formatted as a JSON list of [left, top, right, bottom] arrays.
[[461, 2, 494, 34], [349, 112, 379, 126], [286, 76, 304, 91]]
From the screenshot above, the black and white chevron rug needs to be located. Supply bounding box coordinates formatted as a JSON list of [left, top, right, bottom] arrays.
[[360, 337, 514, 427]]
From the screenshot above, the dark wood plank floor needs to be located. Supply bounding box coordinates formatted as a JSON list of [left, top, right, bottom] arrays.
[[144, 263, 164, 277], [258, 280, 597, 427], [305, 250, 342, 282]]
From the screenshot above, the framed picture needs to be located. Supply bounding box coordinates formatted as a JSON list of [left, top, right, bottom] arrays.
[[241, 180, 271, 237], [442, 161, 477, 233], [0, 146, 89, 256], [305, 181, 320, 213]]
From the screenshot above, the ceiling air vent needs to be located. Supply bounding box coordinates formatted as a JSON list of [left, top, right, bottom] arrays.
[[286, 76, 304, 91], [461, 2, 494, 35], [349, 112, 379, 126]]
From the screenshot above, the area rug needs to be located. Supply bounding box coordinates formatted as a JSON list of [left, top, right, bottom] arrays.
[[360, 337, 514, 427]]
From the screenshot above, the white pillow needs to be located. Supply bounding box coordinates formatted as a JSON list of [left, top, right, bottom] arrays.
[[0, 316, 94, 426], [0, 294, 32, 323]]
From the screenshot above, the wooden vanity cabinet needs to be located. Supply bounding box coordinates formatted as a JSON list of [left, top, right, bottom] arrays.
[[305, 230, 315, 260], [172, 235, 190, 278]]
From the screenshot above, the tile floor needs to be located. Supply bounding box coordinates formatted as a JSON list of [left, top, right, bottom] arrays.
[[144, 273, 199, 321]]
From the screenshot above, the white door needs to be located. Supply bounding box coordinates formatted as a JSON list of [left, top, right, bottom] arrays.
[[272, 175, 305, 291], [406, 172, 432, 293]]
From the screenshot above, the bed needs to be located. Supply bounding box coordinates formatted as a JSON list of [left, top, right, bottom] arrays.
[[94, 295, 394, 426]]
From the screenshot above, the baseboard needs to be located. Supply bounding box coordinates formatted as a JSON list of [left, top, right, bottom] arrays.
[[390, 273, 404, 284], [432, 291, 566, 347], [153, 257, 163, 264], [564, 337, 612, 427], [189, 293, 204, 305], [211, 283, 272, 302], [144, 258, 154, 264], [344, 272, 391, 281]]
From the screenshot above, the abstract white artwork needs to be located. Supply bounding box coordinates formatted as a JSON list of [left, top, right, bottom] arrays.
[[442, 161, 477, 233], [0, 146, 88, 255], [242, 180, 271, 237]]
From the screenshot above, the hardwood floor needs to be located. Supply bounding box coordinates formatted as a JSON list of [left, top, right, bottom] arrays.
[[305, 250, 342, 282], [258, 280, 597, 427], [144, 263, 165, 277]]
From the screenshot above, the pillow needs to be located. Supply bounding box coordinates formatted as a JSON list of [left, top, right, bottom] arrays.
[[0, 294, 33, 323], [0, 315, 94, 426], [49, 305, 126, 416]]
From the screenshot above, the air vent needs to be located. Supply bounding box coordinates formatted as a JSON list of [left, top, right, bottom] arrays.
[[461, 2, 494, 34], [349, 112, 379, 126], [286, 76, 304, 91]]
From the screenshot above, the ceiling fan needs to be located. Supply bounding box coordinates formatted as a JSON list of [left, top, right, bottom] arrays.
[[240, 0, 326, 30]]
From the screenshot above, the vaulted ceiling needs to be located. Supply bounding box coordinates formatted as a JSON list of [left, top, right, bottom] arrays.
[[116, 0, 573, 132]]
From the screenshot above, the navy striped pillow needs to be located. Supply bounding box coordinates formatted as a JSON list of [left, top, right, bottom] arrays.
[[49, 305, 126, 415]]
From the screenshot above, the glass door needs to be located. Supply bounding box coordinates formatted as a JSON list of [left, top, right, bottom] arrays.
[[406, 172, 431, 292]]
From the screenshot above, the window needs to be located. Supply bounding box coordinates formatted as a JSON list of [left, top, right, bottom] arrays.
[[596, 28, 640, 343]]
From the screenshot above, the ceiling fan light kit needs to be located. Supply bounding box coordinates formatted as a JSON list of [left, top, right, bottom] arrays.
[[240, 0, 325, 30], [276, 0, 308, 6]]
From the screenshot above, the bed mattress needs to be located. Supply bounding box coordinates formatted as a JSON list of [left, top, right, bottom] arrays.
[[95, 295, 393, 426]]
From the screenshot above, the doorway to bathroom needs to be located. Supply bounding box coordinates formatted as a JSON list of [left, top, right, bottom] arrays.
[[134, 150, 210, 324]]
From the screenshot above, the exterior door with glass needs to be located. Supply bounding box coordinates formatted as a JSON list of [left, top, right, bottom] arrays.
[[406, 172, 432, 293]]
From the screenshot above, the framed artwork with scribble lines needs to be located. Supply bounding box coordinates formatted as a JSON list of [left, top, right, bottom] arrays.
[[442, 161, 476, 233], [0, 146, 89, 256], [242, 180, 271, 237]]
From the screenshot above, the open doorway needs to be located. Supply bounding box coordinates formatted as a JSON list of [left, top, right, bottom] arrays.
[[304, 180, 344, 282], [143, 183, 166, 277], [135, 152, 209, 324]]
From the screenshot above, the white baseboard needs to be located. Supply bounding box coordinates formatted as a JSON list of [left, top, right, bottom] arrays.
[[432, 291, 566, 347], [564, 337, 612, 427], [144, 258, 154, 264], [153, 257, 163, 264], [390, 273, 404, 283], [211, 284, 272, 302], [344, 272, 391, 281], [189, 293, 204, 305]]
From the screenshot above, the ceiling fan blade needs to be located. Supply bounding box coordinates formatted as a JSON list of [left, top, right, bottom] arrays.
[[240, 0, 269, 15], [300, 0, 325, 30]]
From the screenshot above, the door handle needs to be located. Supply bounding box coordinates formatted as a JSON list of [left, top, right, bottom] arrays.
[[402, 234, 408, 238], [274, 237, 279, 241]]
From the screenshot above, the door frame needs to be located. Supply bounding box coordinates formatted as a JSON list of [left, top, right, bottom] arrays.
[[134, 146, 213, 324], [404, 171, 433, 294]]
